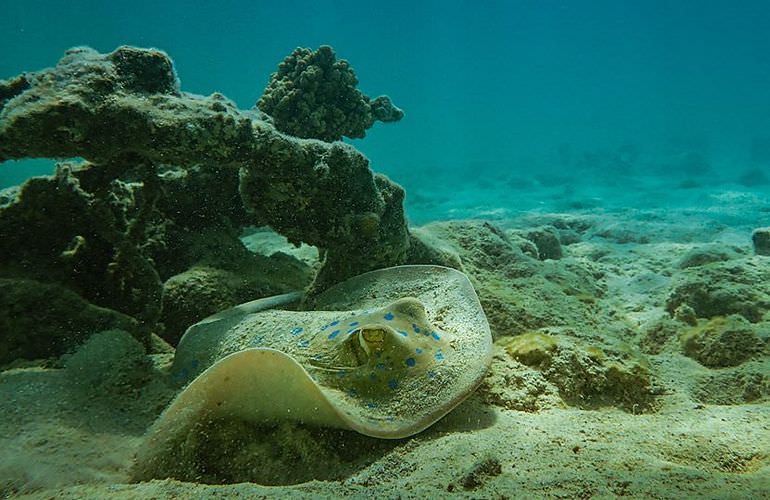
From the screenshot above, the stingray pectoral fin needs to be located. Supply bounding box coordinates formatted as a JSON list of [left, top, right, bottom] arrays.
[[166, 348, 344, 427], [131, 348, 349, 481]]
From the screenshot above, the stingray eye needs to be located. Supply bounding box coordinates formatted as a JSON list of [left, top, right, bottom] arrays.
[[361, 328, 385, 347]]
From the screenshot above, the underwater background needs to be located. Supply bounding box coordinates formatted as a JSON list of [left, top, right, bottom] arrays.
[[2, 1, 770, 497], [3, 0, 769, 221]]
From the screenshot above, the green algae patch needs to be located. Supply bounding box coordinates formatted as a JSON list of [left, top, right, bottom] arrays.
[[503, 332, 559, 366]]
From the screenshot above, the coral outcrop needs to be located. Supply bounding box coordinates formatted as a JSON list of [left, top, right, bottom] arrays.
[[257, 45, 403, 141], [0, 46, 410, 292], [0, 45, 413, 357]]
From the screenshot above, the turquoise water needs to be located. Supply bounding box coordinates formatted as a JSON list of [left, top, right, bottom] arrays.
[[2, 0, 769, 217]]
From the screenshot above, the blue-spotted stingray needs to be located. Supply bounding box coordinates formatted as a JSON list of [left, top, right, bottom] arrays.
[[139, 265, 492, 458]]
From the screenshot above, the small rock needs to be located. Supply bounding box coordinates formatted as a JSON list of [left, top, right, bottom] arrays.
[[525, 226, 563, 260], [752, 227, 770, 256], [677, 245, 741, 269], [459, 457, 502, 490]]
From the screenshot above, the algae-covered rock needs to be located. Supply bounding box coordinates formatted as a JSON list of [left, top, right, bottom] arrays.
[[160, 267, 250, 345], [680, 315, 766, 368], [257, 45, 403, 142], [479, 346, 563, 412], [506, 232, 540, 259], [504, 332, 559, 366], [666, 258, 770, 322], [405, 226, 463, 270], [672, 303, 698, 326], [0, 278, 139, 364], [492, 331, 657, 412], [640, 315, 684, 355]]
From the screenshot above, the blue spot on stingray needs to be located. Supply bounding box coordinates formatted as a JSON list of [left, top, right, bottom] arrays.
[[180, 368, 189, 379], [398, 330, 408, 337], [385, 415, 395, 422], [290, 327, 303, 336], [191, 359, 199, 369], [412, 323, 420, 333], [298, 339, 310, 348], [328, 329, 341, 340], [312, 354, 322, 361], [346, 388, 358, 398], [405, 357, 416, 367], [329, 320, 339, 327], [336, 370, 348, 378], [384, 312, 394, 321], [349, 321, 360, 327], [415, 348, 423, 354], [347, 328, 357, 334], [366, 402, 378, 409], [431, 331, 441, 341], [427, 370, 437, 379], [388, 378, 398, 389], [435, 351, 445, 361], [375, 362, 387, 371]]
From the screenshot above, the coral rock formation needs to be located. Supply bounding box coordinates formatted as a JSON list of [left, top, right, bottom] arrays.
[[0, 45, 414, 357], [257, 45, 403, 142], [0, 46, 411, 293]]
